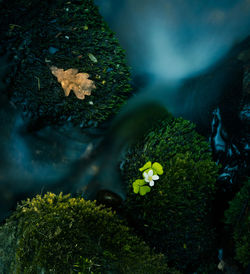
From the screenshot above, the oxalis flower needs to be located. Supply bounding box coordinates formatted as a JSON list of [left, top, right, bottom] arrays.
[[132, 161, 163, 195], [143, 169, 159, 187]]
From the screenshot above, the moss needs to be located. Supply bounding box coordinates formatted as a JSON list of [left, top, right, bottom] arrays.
[[121, 117, 219, 271], [6, 192, 179, 273], [225, 179, 250, 268], [5, 0, 132, 128], [0, 219, 18, 273], [194, 262, 221, 274]]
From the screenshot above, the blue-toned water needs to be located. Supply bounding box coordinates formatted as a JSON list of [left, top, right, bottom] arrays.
[[95, 0, 250, 83], [0, 0, 249, 223]]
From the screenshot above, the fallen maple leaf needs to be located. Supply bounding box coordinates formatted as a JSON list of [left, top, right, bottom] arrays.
[[50, 66, 96, 100]]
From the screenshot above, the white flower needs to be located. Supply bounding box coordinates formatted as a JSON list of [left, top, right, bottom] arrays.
[[143, 169, 159, 187]]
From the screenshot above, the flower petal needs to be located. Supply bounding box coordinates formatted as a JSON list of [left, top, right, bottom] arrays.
[[148, 169, 153, 176], [143, 171, 148, 179], [152, 175, 159, 180], [149, 181, 154, 187], [145, 178, 150, 183]]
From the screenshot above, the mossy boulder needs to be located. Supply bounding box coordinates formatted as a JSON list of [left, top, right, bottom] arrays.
[[121, 117, 219, 271], [3, 0, 132, 128], [225, 179, 250, 268], [0, 219, 17, 274], [3, 192, 179, 273]]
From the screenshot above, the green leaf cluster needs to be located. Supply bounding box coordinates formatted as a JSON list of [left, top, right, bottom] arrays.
[[133, 161, 164, 195], [225, 179, 250, 268], [139, 161, 164, 175], [3, 192, 179, 274], [121, 117, 219, 271], [133, 179, 151, 196]]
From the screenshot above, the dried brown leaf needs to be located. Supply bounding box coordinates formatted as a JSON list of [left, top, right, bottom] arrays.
[[50, 66, 96, 100]]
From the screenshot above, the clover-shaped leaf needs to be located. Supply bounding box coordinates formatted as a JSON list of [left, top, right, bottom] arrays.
[[139, 185, 151, 196], [133, 184, 140, 194], [133, 179, 146, 194], [133, 180, 151, 195], [152, 162, 164, 175], [139, 161, 152, 172]]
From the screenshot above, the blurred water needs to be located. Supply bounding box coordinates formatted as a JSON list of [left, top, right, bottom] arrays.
[[94, 0, 250, 188], [0, 0, 250, 221], [95, 0, 250, 83]]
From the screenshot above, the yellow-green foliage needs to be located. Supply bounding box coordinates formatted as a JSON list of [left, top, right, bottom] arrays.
[[9, 192, 179, 274], [225, 179, 250, 268], [122, 117, 219, 271]]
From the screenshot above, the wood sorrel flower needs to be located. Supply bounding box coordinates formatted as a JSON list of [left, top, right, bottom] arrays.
[[143, 169, 159, 187]]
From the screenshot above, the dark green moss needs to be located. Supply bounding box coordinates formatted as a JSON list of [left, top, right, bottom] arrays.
[[194, 262, 221, 274], [7, 0, 132, 128], [121, 117, 219, 271], [0, 219, 18, 273], [6, 192, 179, 274], [225, 179, 250, 268]]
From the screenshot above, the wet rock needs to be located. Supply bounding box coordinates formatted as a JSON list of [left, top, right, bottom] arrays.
[[1, 0, 132, 130], [96, 189, 123, 208]]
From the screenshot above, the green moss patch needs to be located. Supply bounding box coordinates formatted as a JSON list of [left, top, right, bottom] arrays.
[[225, 179, 250, 268], [121, 117, 219, 271], [3, 0, 132, 128], [3, 192, 180, 273]]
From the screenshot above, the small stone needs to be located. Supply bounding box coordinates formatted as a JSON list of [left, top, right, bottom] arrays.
[[96, 190, 123, 207], [218, 260, 225, 271], [87, 120, 94, 126], [48, 46, 59, 54]]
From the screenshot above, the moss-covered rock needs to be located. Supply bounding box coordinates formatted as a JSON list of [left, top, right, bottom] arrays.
[[121, 117, 219, 271], [0, 219, 17, 274], [194, 262, 221, 274], [3, 0, 132, 128], [225, 179, 250, 268], [4, 192, 179, 273]]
